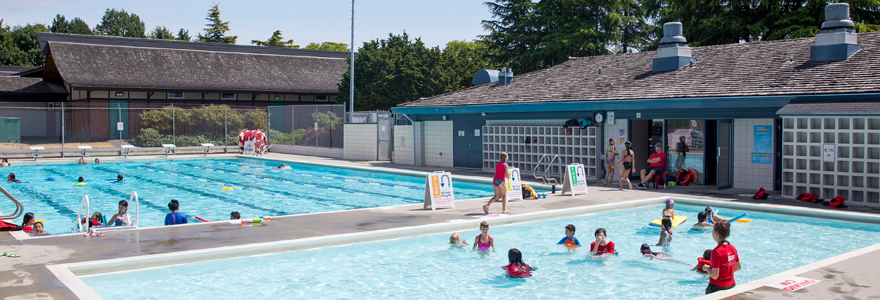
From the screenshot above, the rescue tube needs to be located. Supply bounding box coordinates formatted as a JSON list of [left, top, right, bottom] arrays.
[[522, 185, 537, 199], [649, 216, 688, 228], [676, 168, 697, 186], [238, 129, 269, 154]]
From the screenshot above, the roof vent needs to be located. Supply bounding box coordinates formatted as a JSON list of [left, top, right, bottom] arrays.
[[653, 22, 695, 72], [810, 3, 861, 61], [497, 67, 514, 86], [471, 69, 500, 86]]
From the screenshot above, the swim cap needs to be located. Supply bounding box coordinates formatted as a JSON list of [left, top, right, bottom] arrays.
[[665, 198, 675, 206]]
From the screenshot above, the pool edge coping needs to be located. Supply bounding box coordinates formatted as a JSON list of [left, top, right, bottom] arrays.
[[46, 196, 880, 300]]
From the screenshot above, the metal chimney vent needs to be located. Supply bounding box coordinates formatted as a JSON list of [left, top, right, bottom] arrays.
[[653, 22, 695, 72], [811, 3, 861, 61], [497, 67, 514, 86]]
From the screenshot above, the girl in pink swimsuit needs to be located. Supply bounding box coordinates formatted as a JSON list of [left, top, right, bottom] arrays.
[[484, 152, 511, 214], [472, 221, 496, 252]]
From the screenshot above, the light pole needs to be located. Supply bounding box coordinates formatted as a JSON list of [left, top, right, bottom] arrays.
[[349, 0, 355, 121]]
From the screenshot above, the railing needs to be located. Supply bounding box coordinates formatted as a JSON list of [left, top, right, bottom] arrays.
[[75, 191, 140, 232], [0, 186, 24, 220], [532, 154, 560, 185]]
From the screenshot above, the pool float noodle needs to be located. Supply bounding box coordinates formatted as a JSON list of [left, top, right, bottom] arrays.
[[708, 212, 750, 224], [221, 187, 233, 191], [35, 219, 46, 223], [194, 216, 210, 222], [75, 182, 86, 186]]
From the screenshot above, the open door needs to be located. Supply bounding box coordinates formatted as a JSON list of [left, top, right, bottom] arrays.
[[717, 120, 733, 189]]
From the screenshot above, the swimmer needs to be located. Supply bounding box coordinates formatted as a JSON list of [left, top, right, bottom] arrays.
[[7, 173, 21, 183], [502, 248, 534, 278], [75, 176, 86, 186], [116, 174, 124, 182], [30, 222, 48, 235], [230, 211, 240, 220], [693, 211, 713, 228], [692, 249, 712, 274], [1, 158, 9, 167], [81, 212, 104, 228], [472, 221, 496, 252], [78, 157, 87, 164], [276, 164, 291, 170], [109, 200, 131, 226], [449, 232, 468, 248], [658, 199, 675, 246], [165, 199, 188, 225], [20, 212, 35, 232], [94, 158, 100, 164], [641, 244, 688, 264], [557, 224, 581, 249], [590, 228, 616, 256]]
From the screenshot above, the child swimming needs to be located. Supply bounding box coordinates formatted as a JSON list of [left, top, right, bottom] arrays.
[[692, 249, 712, 274], [449, 233, 468, 248], [502, 248, 534, 278], [30, 222, 47, 236], [472, 221, 496, 252], [109, 200, 131, 226], [590, 228, 616, 256], [640, 244, 688, 264], [657, 199, 675, 246], [556, 224, 581, 249]]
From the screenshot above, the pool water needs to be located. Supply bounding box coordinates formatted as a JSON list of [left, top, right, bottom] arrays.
[[0, 158, 492, 235], [80, 204, 880, 299]]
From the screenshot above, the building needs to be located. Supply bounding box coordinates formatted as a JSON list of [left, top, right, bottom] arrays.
[[389, 4, 880, 206]]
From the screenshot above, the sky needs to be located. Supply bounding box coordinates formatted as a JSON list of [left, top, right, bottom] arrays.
[[0, 0, 494, 49]]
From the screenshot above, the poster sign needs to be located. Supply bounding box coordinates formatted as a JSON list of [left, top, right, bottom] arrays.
[[116, 122, 124, 131], [561, 163, 588, 196], [823, 144, 835, 162], [505, 167, 523, 201], [766, 276, 820, 291], [754, 125, 772, 153], [424, 171, 454, 210], [458, 131, 465, 137], [474, 129, 481, 136], [607, 112, 615, 125], [751, 153, 772, 164], [619, 129, 626, 138]]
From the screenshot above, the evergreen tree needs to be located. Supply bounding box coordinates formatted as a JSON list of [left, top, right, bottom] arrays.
[[305, 42, 349, 51], [616, 0, 658, 53], [482, 0, 540, 73], [251, 30, 298, 48], [150, 26, 175, 40], [177, 28, 192, 41], [49, 15, 93, 35], [49, 15, 69, 33], [94, 8, 145, 37], [197, 4, 237, 43]]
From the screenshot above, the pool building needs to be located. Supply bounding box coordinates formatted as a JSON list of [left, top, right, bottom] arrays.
[[386, 4, 880, 206]]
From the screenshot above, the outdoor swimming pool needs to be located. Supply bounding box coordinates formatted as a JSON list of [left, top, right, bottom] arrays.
[[0, 158, 492, 235], [79, 203, 880, 299]]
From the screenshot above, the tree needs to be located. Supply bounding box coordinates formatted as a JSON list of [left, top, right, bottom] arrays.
[[336, 33, 447, 111], [305, 42, 349, 51], [251, 30, 299, 48], [176, 28, 192, 41], [150, 26, 175, 40], [10, 23, 49, 66], [50, 15, 93, 35], [616, 0, 658, 53], [197, 4, 237, 43], [441, 40, 493, 91], [94, 9, 146, 37], [0, 20, 28, 66], [482, 0, 540, 73]]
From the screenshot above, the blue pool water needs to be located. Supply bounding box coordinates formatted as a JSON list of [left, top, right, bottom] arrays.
[[80, 204, 880, 299], [0, 158, 492, 235]]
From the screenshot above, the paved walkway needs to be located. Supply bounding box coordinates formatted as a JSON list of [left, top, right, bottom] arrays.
[[1, 153, 879, 300]]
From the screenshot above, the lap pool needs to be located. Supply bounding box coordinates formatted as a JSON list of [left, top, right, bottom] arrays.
[[77, 203, 880, 299], [0, 157, 492, 235]]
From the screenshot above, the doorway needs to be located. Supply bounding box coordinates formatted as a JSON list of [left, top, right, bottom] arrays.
[[453, 119, 485, 169], [716, 120, 733, 189]]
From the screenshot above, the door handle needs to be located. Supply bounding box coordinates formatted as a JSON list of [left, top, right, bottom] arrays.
[[718, 147, 721, 158]]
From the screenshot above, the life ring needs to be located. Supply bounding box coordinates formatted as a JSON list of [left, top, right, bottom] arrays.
[[238, 129, 269, 154]]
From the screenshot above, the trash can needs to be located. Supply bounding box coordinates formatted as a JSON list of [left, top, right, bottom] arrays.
[[0, 117, 21, 143]]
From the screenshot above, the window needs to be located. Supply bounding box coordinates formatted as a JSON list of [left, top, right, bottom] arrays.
[[114, 92, 124, 97], [168, 92, 184, 99], [221, 93, 236, 100], [315, 95, 328, 101]]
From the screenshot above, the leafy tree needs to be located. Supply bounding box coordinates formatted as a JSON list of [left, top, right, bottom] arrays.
[[251, 30, 299, 48], [0, 20, 28, 66], [305, 42, 349, 51], [313, 111, 342, 130], [441, 40, 493, 91], [150, 26, 175, 40], [94, 9, 146, 37], [177, 28, 192, 41], [10, 23, 49, 66], [336, 33, 447, 111], [197, 4, 237, 43]]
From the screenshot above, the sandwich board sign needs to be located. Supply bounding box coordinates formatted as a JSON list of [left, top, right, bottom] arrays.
[[506, 167, 523, 201], [561, 163, 588, 196], [424, 171, 454, 210]]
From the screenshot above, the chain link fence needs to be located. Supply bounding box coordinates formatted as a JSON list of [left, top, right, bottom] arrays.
[[268, 104, 344, 148]]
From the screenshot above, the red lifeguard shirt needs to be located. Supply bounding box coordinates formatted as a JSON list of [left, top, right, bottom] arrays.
[[590, 241, 615, 255], [710, 243, 739, 287], [649, 152, 667, 167]]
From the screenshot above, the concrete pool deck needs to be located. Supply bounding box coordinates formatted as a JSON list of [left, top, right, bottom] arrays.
[[1, 153, 879, 299]]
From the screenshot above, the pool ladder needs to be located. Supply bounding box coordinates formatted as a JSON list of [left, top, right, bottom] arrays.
[[0, 186, 24, 220], [532, 154, 560, 186], [76, 191, 140, 232]]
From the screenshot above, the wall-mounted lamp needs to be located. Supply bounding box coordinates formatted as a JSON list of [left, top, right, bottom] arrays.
[[442, 115, 447, 121]]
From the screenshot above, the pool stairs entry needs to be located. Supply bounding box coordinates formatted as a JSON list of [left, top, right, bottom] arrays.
[[76, 192, 140, 232], [0, 186, 24, 220], [532, 154, 560, 186]]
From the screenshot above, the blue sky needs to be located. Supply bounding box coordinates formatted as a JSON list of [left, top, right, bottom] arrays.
[[1, 0, 494, 49]]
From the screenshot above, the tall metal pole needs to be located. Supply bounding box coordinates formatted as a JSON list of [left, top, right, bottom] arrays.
[[171, 104, 176, 146], [61, 102, 65, 158], [224, 106, 228, 153], [349, 0, 355, 122], [118, 104, 123, 155]]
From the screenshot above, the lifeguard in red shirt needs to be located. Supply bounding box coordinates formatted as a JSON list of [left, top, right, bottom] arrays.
[[706, 220, 742, 294], [638, 143, 667, 189]]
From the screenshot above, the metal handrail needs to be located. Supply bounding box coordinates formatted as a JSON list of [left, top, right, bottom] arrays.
[[76, 194, 90, 233], [77, 192, 141, 232], [0, 186, 23, 220], [532, 154, 560, 185]]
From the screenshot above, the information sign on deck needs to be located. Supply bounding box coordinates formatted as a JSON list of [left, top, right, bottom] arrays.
[[506, 167, 523, 201], [424, 171, 454, 210], [561, 163, 588, 196]]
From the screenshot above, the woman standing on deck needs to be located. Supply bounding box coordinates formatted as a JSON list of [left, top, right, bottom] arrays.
[[484, 152, 511, 214]]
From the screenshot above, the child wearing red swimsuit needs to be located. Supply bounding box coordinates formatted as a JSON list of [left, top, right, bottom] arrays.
[[692, 249, 712, 274], [502, 248, 534, 278]]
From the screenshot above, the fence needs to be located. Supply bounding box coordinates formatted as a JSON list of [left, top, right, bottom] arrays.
[[0, 102, 336, 157], [267, 104, 345, 148]]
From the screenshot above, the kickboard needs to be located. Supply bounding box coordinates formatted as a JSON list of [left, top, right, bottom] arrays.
[[649, 215, 688, 228]]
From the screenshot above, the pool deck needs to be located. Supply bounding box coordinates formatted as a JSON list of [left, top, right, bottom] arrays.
[[2, 153, 880, 300]]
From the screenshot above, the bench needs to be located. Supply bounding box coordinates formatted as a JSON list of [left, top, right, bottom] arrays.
[[161, 144, 176, 157], [77, 145, 92, 157], [201, 143, 215, 156], [121, 145, 136, 158], [30, 146, 45, 161]]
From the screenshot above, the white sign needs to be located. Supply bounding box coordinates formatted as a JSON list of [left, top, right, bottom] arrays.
[[424, 171, 454, 210], [607, 112, 615, 125], [117, 122, 124, 131], [400, 136, 405, 146], [474, 129, 481, 136], [506, 167, 523, 201], [823, 144, 835, 162], [458, 130, 465, 137], [636, 112, 641, 119], [561, 163, 588, 196], [381, 126, 386, 132], [766, 276, 820, 291]]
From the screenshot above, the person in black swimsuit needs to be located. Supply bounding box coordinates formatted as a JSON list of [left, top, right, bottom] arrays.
[[612, 141, 634, 190]]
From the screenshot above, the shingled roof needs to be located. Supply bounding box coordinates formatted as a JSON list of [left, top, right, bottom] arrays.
[[0, 76, 67, 101], [401, 32, 880, 107], [40, 33, 349, 94]]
